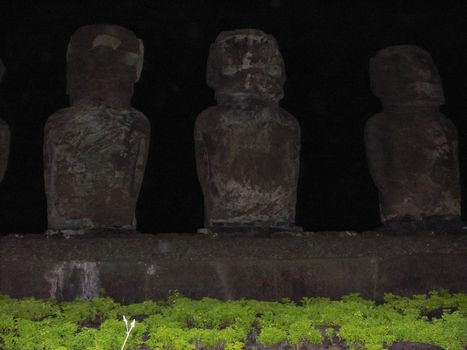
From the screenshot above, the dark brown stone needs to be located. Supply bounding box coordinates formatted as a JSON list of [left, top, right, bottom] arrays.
[[376, 253, 467, 299], [0, 59, 10, 183], [43, 25, 150, 234], [0, 231, 465, 302], [365, 45, 460, 229], [195, 29, 300, 232]]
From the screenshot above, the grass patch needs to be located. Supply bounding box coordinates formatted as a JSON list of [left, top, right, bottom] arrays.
[[0, 290, 465, 349]]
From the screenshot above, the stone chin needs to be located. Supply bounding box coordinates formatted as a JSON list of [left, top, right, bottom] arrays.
[[374, 81, 445, 107], [407, 81, 445, 104], [216, 70, 284, 103]]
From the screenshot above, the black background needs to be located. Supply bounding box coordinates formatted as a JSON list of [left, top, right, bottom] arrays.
[[0, 0, 467, 234]]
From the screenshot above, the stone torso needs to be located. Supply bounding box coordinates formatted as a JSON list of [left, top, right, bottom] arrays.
[[195, 104, 300, 227], [44, 105, 150, 231], [365, 108, 460, 222]]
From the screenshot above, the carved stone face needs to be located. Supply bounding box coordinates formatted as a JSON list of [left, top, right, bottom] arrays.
[[369, 45, 444, 106], [0, 59, 5, 84], [66, 24, 144, 105], [206, 29, 285, 103]]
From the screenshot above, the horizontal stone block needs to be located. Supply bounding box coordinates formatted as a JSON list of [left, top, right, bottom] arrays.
[[0, 232, 465, 302]]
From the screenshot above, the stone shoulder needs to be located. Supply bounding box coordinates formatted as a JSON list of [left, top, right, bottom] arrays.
[[44, 107, 75, 132], [45, 106, 149, 126], [365, 112, 386, 127], [278, 107, 300, 131], [126, 107, 151, 129], [365, 112, 399, 139], [194, 106, 219, 130], [195, 105, 299, 130]]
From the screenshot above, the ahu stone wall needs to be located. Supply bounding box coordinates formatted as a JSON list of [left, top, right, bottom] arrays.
[[0, 26, 466, 301]]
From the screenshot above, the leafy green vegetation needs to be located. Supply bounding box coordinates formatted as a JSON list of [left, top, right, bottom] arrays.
[[0, 290, 465, 350]]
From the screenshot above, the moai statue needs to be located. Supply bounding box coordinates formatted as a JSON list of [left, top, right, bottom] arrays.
[[365, 45, 461, 230], [195, 29, 301, 234], [44, 25, 150, 234], [0, 59, 10, 183]]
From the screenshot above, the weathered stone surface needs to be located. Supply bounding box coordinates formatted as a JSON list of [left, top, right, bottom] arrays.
[[376, 253, 467, 300], [0, 231, 465, 302], [365, 45, 460, 228], [195, 29, 300, 232], [43, 25, 150, 234], [0, 59, 9, 183]]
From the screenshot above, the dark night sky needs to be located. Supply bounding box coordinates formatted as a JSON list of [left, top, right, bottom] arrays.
[[1, 1, 467, 234]]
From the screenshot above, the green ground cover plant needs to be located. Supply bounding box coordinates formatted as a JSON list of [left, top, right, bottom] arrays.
[[0, 290, 465, 350]]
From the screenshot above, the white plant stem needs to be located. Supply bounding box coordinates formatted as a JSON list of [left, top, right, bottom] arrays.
[[121, 315, 136, 350]]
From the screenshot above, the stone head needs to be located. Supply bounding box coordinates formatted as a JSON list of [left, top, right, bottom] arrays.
[[0, 59, 5, 84], [66, 24, 144, 106], [369, 45, 444, 107], [206, 29, 285, 103]]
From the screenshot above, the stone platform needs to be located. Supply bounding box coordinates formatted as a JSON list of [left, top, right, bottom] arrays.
[[0, 231, 465, 303]]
